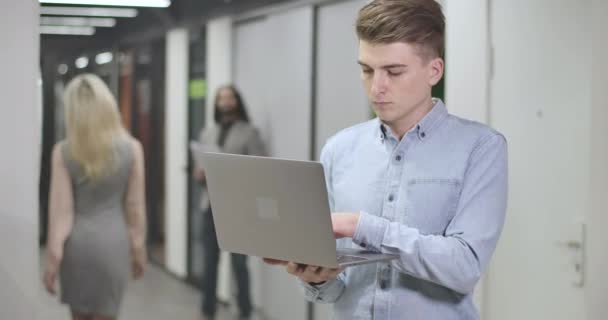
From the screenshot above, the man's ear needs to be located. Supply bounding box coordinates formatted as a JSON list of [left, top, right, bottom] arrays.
[[428, 57, 444, 86]]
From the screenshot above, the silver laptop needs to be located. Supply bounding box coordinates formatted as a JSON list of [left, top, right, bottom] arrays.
[[201, 152, 398, 268]]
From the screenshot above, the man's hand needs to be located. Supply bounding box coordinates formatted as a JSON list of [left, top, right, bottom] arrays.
[[262, 258, 288, 266], [331, 212, 360, 238], [263, 258, 343, 284], [286, 262, 343, 284], [261, 212, 358, 284]]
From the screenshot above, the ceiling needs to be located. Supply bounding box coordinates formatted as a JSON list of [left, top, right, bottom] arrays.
[[40, 0, 295, 63]]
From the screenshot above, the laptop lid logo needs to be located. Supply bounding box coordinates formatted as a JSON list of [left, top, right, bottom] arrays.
[[256, 197, 280, 221]]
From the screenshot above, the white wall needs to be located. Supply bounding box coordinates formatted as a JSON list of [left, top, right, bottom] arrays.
[[0, 1, 39, 319], [233, 17, 273, 155], [588, 1, 608, 318], [443, 0, 489, 314], [315, 0, 369, 160], [444, 0, 490, 123], [234, 7, 313, 161], [164, 28, 189, 277]]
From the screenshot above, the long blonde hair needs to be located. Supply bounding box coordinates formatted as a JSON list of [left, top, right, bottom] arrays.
[[63, 74, 127, 181]]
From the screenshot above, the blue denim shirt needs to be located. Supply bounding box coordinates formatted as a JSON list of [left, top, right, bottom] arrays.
[[300, 99, 508, 319]]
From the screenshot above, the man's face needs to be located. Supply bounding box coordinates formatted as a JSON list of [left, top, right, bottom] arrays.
[[358, 40, 443, 127]]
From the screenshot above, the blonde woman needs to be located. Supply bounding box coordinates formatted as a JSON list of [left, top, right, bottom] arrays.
[[44, 74, 147, 320]]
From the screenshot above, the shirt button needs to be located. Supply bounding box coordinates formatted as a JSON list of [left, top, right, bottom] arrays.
[[395, 155, 402, 161], [388, 194, 394, 202], [420, 132, 426, 138]]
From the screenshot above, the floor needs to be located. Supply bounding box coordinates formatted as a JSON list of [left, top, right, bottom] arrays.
[[37, 258, 251, 320]]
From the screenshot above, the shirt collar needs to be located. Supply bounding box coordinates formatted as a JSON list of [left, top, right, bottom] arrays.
[[377, 98, 448, 142]]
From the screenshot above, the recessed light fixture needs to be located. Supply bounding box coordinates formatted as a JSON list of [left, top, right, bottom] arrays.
[[58, 64, 69, 75], [41, 17, 117, 28], [40, 6, 138, 18], [75, 56, 90, 69], [40, 25, 96, 36], [39, 0, 170, 8], [95, 52, 114, 65]]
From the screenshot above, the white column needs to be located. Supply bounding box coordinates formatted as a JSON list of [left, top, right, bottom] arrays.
[[443, 0, 490, 315], [205, 16, 235, 302], [0, 0, 39, 319], [164, 28, 189, 277], [206, 16, 233, 128]]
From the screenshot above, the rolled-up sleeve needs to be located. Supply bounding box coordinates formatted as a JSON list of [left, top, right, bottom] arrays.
[[299, 274, 346, 303]]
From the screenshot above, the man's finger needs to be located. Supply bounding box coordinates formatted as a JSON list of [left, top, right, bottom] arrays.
[[286, 262, 302, 275], [300, 265, 325, 283], [320, 267, 341, 279], [303, 265, 321, 276], [263, 258, 288, 266]]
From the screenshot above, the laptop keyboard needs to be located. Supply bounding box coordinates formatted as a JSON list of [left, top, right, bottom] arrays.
[[337, 255, 368, 264]]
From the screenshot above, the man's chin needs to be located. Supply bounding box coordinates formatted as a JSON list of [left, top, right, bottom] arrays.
[[377, 112, 396, 123]]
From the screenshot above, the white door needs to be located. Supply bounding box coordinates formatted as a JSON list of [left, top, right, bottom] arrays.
[[485, 1, 591, 319]]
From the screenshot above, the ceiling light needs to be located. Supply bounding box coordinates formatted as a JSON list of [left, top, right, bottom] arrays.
[[40, 25, 96, 36], [75, 56, 90, 69], [39, 0, 170, 8], [95, 52, 114, 65], [58, 64, 69, 75], [41, 17, 116, 27], [40, 6, 138, 17]]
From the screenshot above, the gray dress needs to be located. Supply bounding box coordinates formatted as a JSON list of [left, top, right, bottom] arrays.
[[59, 139, 133, 317]]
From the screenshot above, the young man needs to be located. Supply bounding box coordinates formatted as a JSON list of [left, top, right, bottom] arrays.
[[267, 0, 507, 319]]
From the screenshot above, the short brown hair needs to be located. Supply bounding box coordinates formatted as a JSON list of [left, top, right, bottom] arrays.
[[356, 0, 445, 61]]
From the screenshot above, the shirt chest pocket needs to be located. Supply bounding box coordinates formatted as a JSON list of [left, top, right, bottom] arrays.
[[404, 178, 461, 235]]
